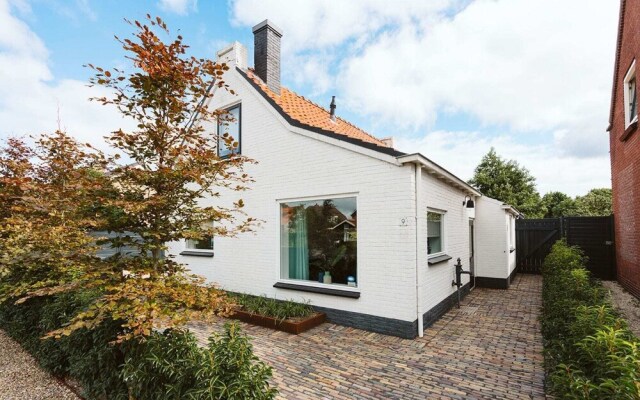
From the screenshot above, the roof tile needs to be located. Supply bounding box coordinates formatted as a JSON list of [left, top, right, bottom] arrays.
[[245, 69, 390, 147]]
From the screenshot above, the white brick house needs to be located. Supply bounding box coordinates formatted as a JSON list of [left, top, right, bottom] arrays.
[[167, 20, 517, 339]]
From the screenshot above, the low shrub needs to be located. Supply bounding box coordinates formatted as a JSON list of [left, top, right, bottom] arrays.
[[0, 290, 277, 400], [541, 240, 640, 399], [229, 292, 315, 322], [123, 324, 277, 400]]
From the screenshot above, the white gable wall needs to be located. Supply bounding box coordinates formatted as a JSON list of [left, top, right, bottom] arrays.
[[167, 69, 419, 323], [474, 196, 509, 279]]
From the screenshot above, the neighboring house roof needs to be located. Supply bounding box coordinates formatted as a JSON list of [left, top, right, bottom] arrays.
[[331, 219, 356, 230], [237, 67, 405, 157], [607, 0, 627, 131]]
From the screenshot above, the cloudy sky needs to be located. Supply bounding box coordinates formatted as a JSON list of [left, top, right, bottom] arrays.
[[0, 0, 620, 196]]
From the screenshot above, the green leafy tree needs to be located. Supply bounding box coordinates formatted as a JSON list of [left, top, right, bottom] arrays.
[[468, 148, 544, 218], [573, 188, 612, 217], [541, 191, 577, 218]]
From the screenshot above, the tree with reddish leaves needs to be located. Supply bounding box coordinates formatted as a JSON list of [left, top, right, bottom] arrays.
[[0, 16, 257, 341]]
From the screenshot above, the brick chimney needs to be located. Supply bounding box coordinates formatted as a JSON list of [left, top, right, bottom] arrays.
[[252, 20, 282, 94]]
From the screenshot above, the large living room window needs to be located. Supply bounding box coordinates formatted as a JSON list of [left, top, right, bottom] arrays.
[[218, 105, 241, 158], [624, 60, 637, 127], [280, 196, 357, 287]]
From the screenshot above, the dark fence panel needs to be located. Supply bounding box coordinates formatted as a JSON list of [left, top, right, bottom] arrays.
[[516, 215, 616, 280], [564, 216, 616, 280], [516, 219, 561, 274]]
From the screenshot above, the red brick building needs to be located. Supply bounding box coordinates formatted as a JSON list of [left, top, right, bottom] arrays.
[[609, 0, 640, 298]]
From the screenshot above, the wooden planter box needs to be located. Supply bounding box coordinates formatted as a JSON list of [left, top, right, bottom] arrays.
[[229, 310, 326, 334]]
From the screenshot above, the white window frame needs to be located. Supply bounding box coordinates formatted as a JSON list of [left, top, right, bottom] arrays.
[[275, 192, 360, 292], [184, 222, 214, 253], [623, 60, 637, 128], [217, 103, 242, 158], [427, 209, 446, 257]]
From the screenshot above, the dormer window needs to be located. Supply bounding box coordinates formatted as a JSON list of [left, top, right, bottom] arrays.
[[218, 105, 241, 157], [624, 60, 637, 127]]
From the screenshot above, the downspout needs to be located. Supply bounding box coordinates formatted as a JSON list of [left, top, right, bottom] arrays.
[[415, 163, 424, 338]]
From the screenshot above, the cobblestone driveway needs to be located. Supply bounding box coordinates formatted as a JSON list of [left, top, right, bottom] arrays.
[[190, 274, 545, 399]]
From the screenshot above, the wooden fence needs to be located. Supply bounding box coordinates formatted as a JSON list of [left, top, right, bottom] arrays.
[[516, 216, 616, 280]]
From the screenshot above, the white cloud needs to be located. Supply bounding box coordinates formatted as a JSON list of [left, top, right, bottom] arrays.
[[339, 0, 618, 154], [230, 0, 457, 53], [158, 0, 197, 16], [396, 131, 611, 197], [0, 0, 132, 152], [231, 0, 618, 192]]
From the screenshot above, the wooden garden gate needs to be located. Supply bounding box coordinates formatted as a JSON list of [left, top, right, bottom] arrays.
[[516, 216, 616, 280], [516, 219, 561, 274]]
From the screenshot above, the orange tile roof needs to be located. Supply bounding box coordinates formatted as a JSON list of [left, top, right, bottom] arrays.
[[244, 69, 390, 148]]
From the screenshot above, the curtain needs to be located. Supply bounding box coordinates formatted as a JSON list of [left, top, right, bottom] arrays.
[[289, 208, 309, 280]]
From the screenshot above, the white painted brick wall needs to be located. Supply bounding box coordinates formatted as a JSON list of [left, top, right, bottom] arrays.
[[168, 69, 418, 322], [474, 196, 509, 279], [418, 173, 474, 313], [166, 68, 501, 326]]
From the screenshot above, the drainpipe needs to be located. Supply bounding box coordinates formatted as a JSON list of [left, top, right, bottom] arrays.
[[415, 163, 424, 338]]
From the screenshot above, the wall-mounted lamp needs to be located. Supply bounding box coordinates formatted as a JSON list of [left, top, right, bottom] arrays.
[[463, 195, 475, 208]]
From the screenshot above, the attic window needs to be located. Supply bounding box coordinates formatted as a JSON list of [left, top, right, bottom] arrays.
[[218, 105, 241, 158], [624, 60, 637, 127]]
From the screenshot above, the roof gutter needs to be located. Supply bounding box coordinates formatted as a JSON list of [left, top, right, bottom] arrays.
[[397, 153, 482, 197], [501, 205, 523, 218]]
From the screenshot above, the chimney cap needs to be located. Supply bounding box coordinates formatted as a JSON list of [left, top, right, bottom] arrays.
[[252, 19, 283, 37]]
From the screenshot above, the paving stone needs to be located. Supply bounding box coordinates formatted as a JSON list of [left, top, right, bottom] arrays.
[[189, 274, 545, 400]]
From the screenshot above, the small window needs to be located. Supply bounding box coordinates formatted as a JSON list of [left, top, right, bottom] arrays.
[[186, 222, 214, 251], [186, 237, 213, 250], [629, 77, 637, 122], [427, 211, 444, 255], [218, 105, 241, 157], [624, 61, 637, 127]]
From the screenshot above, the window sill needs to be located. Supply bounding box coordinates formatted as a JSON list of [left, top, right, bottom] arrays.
[[179, 251, 214, 257], [428, 254, 452, 265], [273, 282, 360, 299], [621, 119, 638, 141]]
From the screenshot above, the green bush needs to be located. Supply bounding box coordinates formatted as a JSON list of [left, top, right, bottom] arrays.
[[0, 291, 277, 400], [123, 323, 276, 400], [541, 240, 640, 399]]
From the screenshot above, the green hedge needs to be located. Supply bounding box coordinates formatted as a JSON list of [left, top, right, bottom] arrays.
[[541, 240, 640, 399], [0, 291, 277, 400]]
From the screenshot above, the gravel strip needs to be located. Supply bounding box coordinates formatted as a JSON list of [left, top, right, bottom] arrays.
[[603, 280, 640, 338], [0, 329, 78, 400]]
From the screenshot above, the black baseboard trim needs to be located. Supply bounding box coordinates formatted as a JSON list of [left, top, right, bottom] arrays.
[[475, 276, 509, 289], [309, 283, 472, 339], [311, 306, 416, 339], [422, 283, 471, 329], [475, 270, 518, 289], [508, 268, 517, 286]]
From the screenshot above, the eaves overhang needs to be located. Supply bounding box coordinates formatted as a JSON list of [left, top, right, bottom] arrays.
[[397, 153, 481, 197]]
